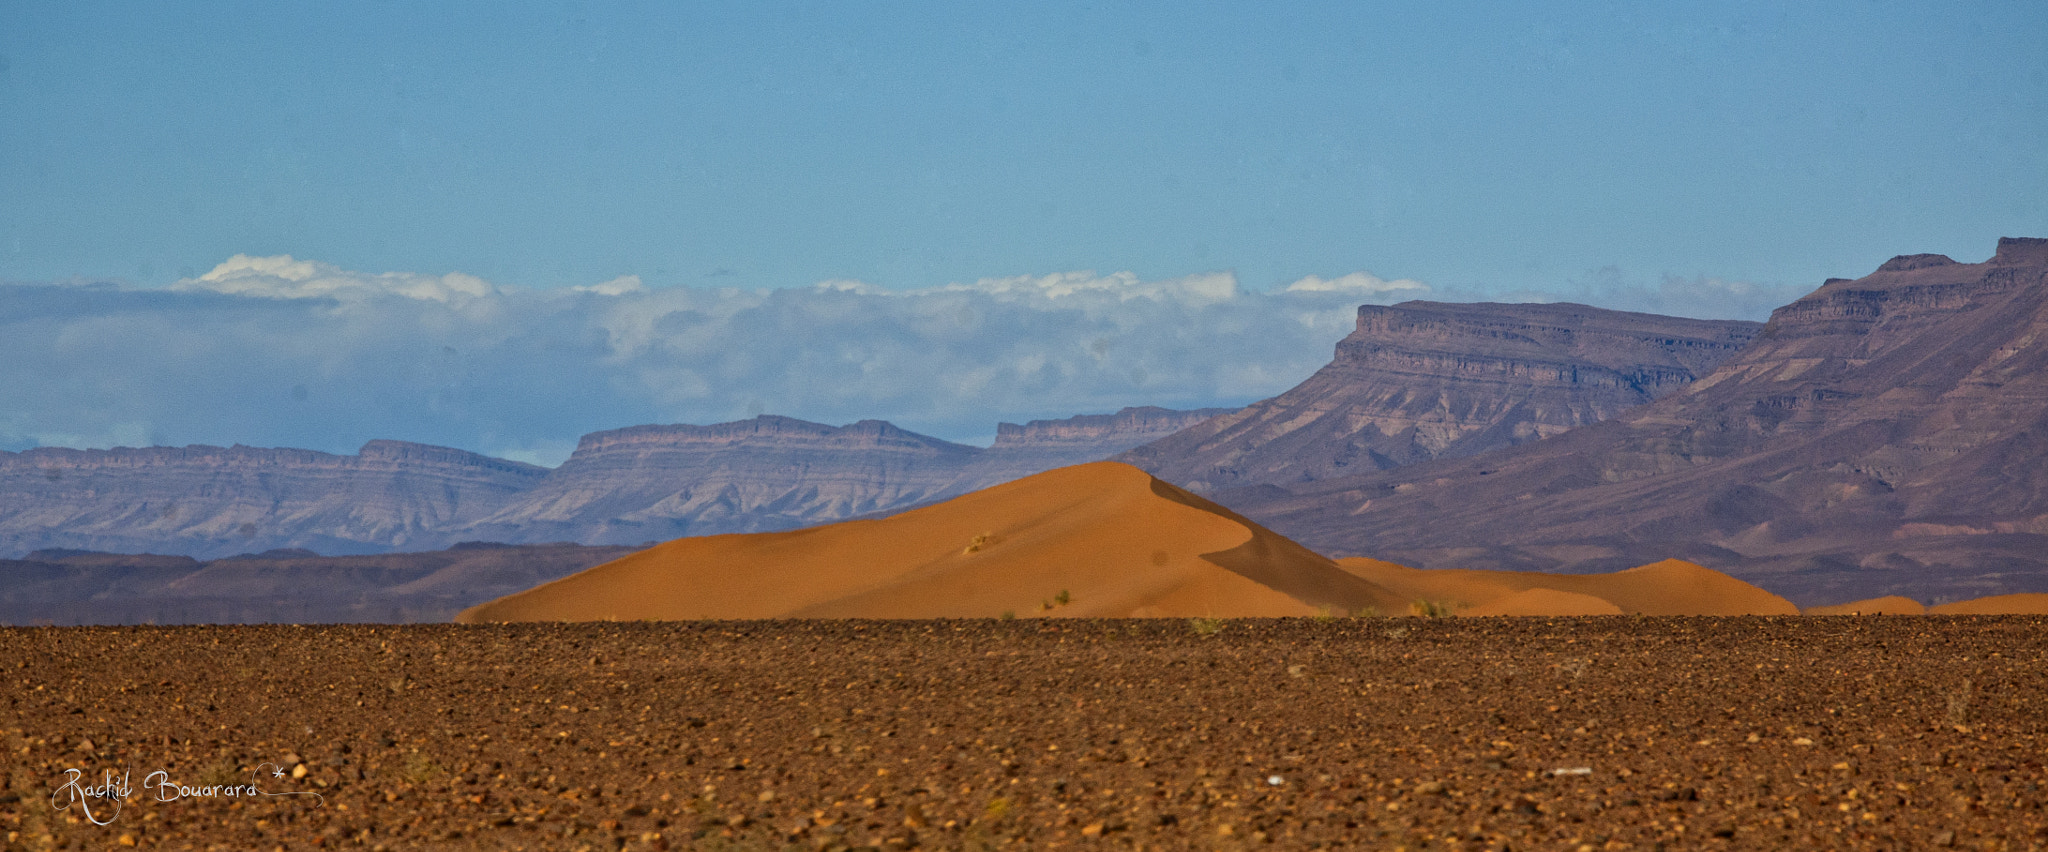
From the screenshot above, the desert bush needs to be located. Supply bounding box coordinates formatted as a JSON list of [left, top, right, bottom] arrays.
[[1410, 599, 1458, 618], [1190, 616, 1225, 637], [402, 751, 440, 785], [983, 797, 1012, 820]]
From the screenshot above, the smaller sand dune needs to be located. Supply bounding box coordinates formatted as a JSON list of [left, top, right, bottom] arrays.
[[1462, 588, 1623, 617], [1927, 593, 2048, 615], [1804, 596, 1926, 615], [1336, 557, 1799, 616]]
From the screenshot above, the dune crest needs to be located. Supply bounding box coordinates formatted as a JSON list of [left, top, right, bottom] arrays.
[[1334, 557, 1799, 616], [458, 462, 1400, 622], [1804, 596, 1927, 615]]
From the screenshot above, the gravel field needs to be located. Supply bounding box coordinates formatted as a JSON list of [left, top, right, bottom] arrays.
[[4, 617, 2045, 850]]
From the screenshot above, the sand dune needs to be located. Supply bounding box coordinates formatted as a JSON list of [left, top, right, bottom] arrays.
[[459, 462, 1402, 622], [1462, 588, 1624, 616], [1335, 557, 1800, 616], [1926, 593, 2048, 615], [1804, 596, 1927, 615]]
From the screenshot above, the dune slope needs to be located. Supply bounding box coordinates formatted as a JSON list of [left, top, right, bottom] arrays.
[[1336, 557, 1799, 616], [458, 462, 1401, 622]]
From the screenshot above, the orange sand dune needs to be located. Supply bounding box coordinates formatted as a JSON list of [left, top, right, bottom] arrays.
[[1804, 596, 1927, 615], [1335, 557, 1799, 616], [1927, 593, 2048, 615], [459, 462, 1403, 622], [1462, 588, 1624, 616]]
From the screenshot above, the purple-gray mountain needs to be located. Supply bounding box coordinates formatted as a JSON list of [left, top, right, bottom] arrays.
[[0, 440, 546, 559], [1116, 301, 1762, 491], [0, 407, 1227, 559], [1224, 237, 2048, 607]]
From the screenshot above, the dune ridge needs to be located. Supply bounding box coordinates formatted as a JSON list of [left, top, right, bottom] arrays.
[[1335, 557, 1800, 617], [459, 462, 1403, 622]]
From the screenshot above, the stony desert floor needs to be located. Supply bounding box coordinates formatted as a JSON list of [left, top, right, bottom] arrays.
[[4, 618, 2045, 851]]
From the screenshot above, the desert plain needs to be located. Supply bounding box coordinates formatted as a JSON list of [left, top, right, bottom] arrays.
[[6, 616, 2047, 851]]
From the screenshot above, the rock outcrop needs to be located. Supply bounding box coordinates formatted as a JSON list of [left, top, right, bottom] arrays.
[[1118, 302, 1760, 491], [0, 441, 546, 559], [1232, 238, 2048, 606]]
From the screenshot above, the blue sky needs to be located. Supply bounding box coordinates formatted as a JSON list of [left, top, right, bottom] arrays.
[[3, 2, 2044, 462]]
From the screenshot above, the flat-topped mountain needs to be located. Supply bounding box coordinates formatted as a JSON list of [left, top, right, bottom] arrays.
[[1232, 238, 2048, 606], [0, 408, 1232, 557], [1118, 301, 1760, 491], [455, 407, 1235, 545], [452, 416, 984, 545], [993, 406, 1235, 449], [0, 441, 546, 560]]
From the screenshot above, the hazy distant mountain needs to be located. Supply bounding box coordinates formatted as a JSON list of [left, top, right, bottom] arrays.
[[0, 407, 1230, 557], [1117, 301, 1760, 492], [0, 542, 636, 625], [1229, 238, 2048, 606], [452, 407, 1234, 545], [0, 440, 545, 560]]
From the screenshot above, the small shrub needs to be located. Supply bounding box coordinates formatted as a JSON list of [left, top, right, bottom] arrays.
[[1054, 589, 1071, 606], [1312, 606, 1337, 623], [1190, 617, 1225, 637], [1353, 605, 1383, 618], [1410, 599, 1457, 618], [964, 533, 994, 554], [983, 797, 1012, 821], [998, 610, 1015, 621], [402, 751, 440, 785]]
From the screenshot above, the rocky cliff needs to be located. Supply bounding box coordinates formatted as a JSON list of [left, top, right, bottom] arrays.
[[1118, 302, 1760, 491], [0, 441, 547, 559], [1233, 238, 2048, 606]]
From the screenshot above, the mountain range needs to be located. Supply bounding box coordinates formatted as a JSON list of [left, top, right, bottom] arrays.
[[1116, 301, 1760, 491], [1226, 237, 2048, 606], [0, 406, 1225, 559]]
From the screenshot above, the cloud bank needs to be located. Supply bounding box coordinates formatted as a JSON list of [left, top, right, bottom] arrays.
[[3, 256, 1432, 465]]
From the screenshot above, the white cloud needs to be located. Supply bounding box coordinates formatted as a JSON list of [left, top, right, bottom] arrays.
[[1283, 271, 1430, 296], [943, 270, 1241, 308], [572, 275, 645, 296], [2, 257, 1431, 466], [175, 253, 499, 303]]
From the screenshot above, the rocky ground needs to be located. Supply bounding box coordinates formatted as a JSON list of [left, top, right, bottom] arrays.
[[3, 617, 2045, 851]]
